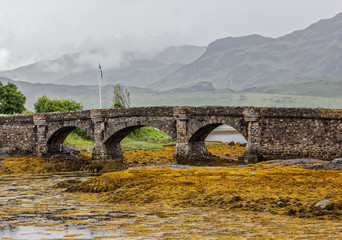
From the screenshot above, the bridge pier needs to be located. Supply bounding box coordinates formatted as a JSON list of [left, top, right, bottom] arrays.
[[98, 142, 124, 162], [173, 107, 218, 164], [91, 111, 123, 162], [242, 108, 262, 163], [174, 141, 218, 164], [33, 114, 48, 155], [174, 107, 192, 164]]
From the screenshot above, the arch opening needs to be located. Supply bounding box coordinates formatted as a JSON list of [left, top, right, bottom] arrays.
[[191, 124, 247, 163], [104, 126, 175, 165], [47, 127, 94, 156]]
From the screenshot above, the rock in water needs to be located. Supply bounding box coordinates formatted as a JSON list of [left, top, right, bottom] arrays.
[[315, 200, 330, 209], [332, 158, 342, 164]]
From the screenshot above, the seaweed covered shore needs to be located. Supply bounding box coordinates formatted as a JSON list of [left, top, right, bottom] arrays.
[[0, 144, 246, 174], [66, 161, 342, 220], [1, 144, 342, 221], [1, 142, 342, 238]]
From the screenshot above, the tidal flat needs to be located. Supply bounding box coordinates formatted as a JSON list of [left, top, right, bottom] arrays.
[[1, 145, 342, 239]]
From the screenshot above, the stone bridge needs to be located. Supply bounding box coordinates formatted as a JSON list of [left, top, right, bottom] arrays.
[[0, 106, 341, 164]]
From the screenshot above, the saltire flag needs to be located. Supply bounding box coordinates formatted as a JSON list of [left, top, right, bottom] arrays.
[[99, 64, 103, 79]]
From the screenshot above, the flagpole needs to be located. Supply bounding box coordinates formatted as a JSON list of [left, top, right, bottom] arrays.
[[98, 64, 102, 109]]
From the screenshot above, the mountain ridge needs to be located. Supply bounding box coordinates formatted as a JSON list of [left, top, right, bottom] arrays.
[[151, 13, 342, 91], [0, 46, 206, 87], [1, 13, 342, 101]]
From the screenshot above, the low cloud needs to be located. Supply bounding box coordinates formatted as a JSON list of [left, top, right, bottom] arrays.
[[0, 48, 10, 69], [1, 0, 342, 71]]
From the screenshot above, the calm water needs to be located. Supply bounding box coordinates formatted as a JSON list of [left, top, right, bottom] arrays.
[[0, 224, 125, 239], [205, 125, 247, 143]]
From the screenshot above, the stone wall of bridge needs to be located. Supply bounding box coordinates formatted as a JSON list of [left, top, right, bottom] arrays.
[[0, 115, 36, 153], [256, 108, 342, 161], [0, 106, 341, 164], [90, 107, 177, 161], [173, 106, 249, 164]]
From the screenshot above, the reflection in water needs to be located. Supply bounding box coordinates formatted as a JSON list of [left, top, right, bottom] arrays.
[[0, 224, 125, 239], [205, 125, 247, 143], [205, 133, 247, 143]]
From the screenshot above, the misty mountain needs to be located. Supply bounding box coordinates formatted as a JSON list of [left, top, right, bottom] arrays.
[[0, 76, 161, 110], [2, 13, 342, 99], [1, 75, 341, 112], [0, 76, 216, 111], [0, 46, 206, 88], [165, 81, 216, 93], [151, 13, 342, 91]]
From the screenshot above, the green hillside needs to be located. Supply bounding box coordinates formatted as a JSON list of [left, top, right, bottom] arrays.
[[246, 77, 342, 97], [2, 77, 341, 111]]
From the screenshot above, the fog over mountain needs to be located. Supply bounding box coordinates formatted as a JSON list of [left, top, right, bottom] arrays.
[[1, 12, 342, 99], [1, 0, 342, 71], [0, 46, 206, 87], [1, 5, 342, 110], [151, 13, 342, 91], [4, 12, 342, 92]]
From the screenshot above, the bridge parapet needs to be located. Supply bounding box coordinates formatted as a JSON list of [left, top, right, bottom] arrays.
[[185, 106, 245, 117], [44, 110, 92, 122], [90, 106, 175, 118], [259, 107, 342, 119]]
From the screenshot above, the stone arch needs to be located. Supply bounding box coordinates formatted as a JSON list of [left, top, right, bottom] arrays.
[[176, 117, 248, 164], [46, 125, 94, 153], [46, 121, 94, 143], [102, 119, 176, 161], [188, 119, 247, 143], [104, 118, 176, 143]]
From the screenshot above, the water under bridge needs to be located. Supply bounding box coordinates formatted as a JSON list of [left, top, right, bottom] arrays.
[[0, 106, 341, 164]]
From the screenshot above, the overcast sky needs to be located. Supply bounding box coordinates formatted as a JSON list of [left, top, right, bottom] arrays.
[[1, 0, 342, 70]]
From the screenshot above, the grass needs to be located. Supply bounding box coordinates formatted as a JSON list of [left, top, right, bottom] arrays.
[[131, 90, 342, 109], [253, 77, 342, 97], [64, 131, 94, 152], [64, 126, 227, 153], [64, 126, 175, 152], [121, 126, 174, 151]]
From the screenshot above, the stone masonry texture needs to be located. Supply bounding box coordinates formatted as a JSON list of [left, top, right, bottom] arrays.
[[0, 106, 341, 164]]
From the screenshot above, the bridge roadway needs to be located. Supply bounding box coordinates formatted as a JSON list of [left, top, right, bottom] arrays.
[[0, 106, 341, 164]]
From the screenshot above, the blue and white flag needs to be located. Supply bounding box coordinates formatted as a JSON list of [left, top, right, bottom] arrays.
[[99, 64, 103, 79]]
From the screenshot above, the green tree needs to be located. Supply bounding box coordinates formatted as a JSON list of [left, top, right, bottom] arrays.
[[33, 95, 88, 140], [34, 95, 83, 113], [0, 82, 26, 114], [113, 84, 131, 108]]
